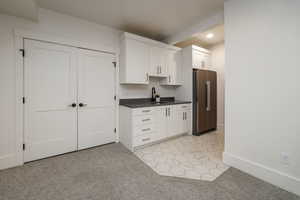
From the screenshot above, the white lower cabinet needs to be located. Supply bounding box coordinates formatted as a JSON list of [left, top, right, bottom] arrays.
[[119, 104, 191, 152]]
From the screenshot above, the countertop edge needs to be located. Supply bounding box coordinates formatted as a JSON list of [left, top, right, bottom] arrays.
[[119, 101, 192, 108]]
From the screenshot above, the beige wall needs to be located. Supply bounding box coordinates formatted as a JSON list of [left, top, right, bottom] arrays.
[[224, 0, 300, 195], [209, 43, 225, 129]]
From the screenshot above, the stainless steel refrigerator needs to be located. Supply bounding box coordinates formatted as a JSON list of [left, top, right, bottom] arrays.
[[192, 69, 217, 135]]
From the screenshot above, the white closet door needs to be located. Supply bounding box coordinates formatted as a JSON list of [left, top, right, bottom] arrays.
[[77, 49, 116, 150], [24, 39, 77, 162]]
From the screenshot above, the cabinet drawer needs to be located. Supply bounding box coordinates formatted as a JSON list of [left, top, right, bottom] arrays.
[[132, 107, 154, 116], [133, 123, 155, 136], [133, 115, 154, 126], [175, 104, 191, 111], [134, 133, 155, 147]]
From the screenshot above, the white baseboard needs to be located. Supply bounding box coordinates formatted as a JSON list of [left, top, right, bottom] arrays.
[[0, 154, 18, 170], [223, 152, 300, 196], [217, 124, 224, 131]]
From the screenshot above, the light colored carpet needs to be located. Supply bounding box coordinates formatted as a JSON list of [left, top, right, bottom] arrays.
[[0, 143, 299, 200], [135, 130, 228, 181]]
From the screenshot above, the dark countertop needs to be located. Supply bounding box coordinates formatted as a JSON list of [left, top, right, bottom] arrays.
[[119, 97, 191, 108]]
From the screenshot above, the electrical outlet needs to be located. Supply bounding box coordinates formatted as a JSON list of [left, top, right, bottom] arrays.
[[280, 152, 290, 165]]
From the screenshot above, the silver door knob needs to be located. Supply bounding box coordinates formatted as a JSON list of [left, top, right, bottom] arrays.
[[79, 103, 87, 107], [69, 103, 77, 107]]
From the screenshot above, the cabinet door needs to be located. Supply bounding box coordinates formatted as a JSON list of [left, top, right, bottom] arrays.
[[192, 50, 203, 69], [161, 50, 182, 85], [150, 46, 167, 77], [173, 50, 182, 85], [166, 50, 175, 85], [154, 106, 168, 141], [182, 110, 191, 133], [202, 53, 211, 68], [167, 107, 182, 137], [126, 39, 149, 84]]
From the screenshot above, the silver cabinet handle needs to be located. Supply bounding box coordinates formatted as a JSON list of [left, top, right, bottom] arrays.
[[183, 112, 184, 120], [142, 138, 151, 142], [168, 107, 170, 116], [165, 108, 168, 117], [206, 81, 211, 111], [142, 128, 151, 132], [142, 110, 151, 113], [157, 66, 159, 74], [146, 73, 149, 81], [169, 75, 171, 83], [159, 66, 162, 74], [142, 118, 151, 122]]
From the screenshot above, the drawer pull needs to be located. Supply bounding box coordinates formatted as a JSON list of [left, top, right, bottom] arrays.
[[142, 118, 151, 122], [182, 106, 187, 108], [142, 138, 151, 142], [142, 110, 151, 113], [142, 128, 151, 132]]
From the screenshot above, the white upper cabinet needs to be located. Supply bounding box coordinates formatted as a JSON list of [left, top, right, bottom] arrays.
[[120, 36, 150, 84], [120, 32, 181, 85], [160, 49, 182, 86], [192, 49, 203, 69], [149, 46, 167, 77], [191, 45, 211, 69]]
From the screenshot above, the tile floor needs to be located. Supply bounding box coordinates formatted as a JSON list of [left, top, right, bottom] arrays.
[[135, 129, 229, 181]]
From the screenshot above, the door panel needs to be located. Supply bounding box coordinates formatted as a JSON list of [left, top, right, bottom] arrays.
[[126, 39, 149, 83], [150, 46, 167, 76], [167, 107, 181, 137], [183, 110, 191, 133], [77, 49, 116, 150], [154, 107, 168, 141], [24, 39, 77, 162], [206, 71, 217, 130], [196, 70, 208, 133]]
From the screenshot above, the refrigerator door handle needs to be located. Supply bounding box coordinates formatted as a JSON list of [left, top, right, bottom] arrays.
[[206, 81, 211, 111]]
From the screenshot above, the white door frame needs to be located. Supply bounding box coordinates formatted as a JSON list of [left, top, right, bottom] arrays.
[[14, 29, 120, 166]]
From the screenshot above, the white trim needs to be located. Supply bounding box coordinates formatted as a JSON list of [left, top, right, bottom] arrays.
[[223, 152, 300, 196], [115, 51, 120, 143], [14, 34, 25, 167], [217, 124, 224, 131], [14, 28, 117, 54], [14, 29, 119, 168], [192, 45, 211, 54]]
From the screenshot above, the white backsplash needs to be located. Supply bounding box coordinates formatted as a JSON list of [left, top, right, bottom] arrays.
[[119, 77, 177, 99]]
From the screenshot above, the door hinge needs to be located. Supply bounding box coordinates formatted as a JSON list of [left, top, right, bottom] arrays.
[[114, 128, 116, 133], [23, 143, 25, 151], [19, 49, 25, 57], [22, 97, 25, 104], [112, 62, 116, 67]]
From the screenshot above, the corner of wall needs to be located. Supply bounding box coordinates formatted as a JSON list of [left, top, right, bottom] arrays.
[[223, 152, 300, 196]]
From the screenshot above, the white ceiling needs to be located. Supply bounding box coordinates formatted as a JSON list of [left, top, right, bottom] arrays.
[[35, 0, 224, 40], [175, 24, 224, 48]]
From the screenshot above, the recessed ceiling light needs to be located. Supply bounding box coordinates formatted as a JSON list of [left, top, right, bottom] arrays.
[[206, 33, 214, 39]]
